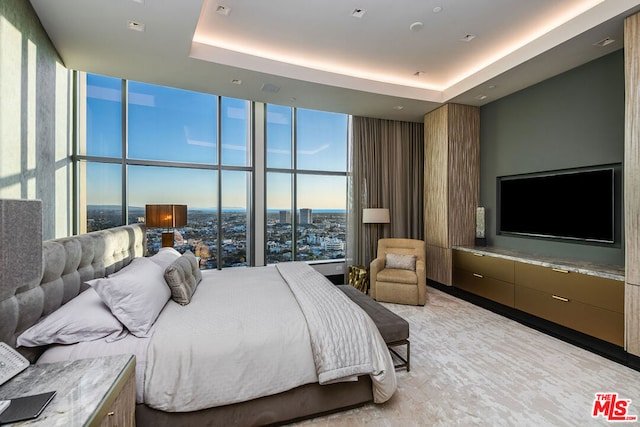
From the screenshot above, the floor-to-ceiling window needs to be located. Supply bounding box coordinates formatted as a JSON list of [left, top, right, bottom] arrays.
[[78, 73, 251, 268], [265, 105, 347, 263], [76, 72, 347, 268]]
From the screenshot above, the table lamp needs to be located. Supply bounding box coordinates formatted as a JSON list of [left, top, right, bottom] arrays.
[[145, 204, 187, 247]]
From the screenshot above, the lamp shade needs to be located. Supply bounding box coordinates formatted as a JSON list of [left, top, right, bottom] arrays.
[[362, 208, 390, 224], [145, 204, 187, 229]]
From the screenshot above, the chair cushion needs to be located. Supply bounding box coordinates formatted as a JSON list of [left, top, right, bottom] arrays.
[[377, 268, 417, 284]]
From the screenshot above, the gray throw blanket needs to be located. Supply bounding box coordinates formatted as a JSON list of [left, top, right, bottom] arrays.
[[276, 262, 380, 384]]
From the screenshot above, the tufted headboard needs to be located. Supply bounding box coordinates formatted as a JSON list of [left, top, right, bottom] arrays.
[[0, 224, 147, 355]]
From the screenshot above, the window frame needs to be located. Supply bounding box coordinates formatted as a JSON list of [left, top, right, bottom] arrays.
[[264, 104, 348, 263], [73, 72, 349, 268], [74, 72, 254, 268]]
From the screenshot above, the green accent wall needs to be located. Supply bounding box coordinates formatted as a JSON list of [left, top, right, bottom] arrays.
[[0, 0, 72, 239], [480, 50, 624, 266]]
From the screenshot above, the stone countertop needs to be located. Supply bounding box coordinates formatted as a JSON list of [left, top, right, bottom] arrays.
[[452, 245, 625, 281], [0, 354, 134, 426]]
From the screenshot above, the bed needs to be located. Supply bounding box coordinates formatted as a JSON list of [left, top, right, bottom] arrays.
[[0, 224, 397, 426]]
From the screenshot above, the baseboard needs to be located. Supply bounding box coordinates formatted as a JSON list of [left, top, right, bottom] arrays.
[[428, 280, 639, 373]]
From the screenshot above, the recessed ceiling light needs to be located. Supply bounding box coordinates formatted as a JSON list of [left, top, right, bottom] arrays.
[[351, 8, 367, 18], [392, 105, 404, 110], [231, 79, 242, 85], [216, 5, 231, 16], [593, 37, 615, 47], [409, 22, 424, 32], [127, 21, 145, 32], [475, 94, 488, 100], [460, 34, 476, 42], [488, 85, 497, 89], [130, 0, 144, 3], [290, 97, 297, 102], [433, 6, 442, 13]]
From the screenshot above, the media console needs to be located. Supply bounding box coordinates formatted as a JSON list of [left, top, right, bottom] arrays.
[[452, 246, 624, 346]]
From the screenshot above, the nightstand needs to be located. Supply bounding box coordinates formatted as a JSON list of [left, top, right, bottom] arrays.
[[0, 354, 135, 426]]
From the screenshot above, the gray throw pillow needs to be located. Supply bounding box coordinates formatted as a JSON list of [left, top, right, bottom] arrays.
[[164, 250, 202, 305], [385, 253, 416, 271]]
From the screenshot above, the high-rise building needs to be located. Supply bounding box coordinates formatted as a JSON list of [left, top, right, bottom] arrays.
[[279, 210, 291, 224], [300, 208, 312, 225]]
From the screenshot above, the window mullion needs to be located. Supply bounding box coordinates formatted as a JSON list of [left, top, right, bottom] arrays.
[[72, 71, 80, 235], [291, 107, 298, 261], [253, 102, 266, 266], [216, 96, 223, 269], [122, 79, 128, 225]]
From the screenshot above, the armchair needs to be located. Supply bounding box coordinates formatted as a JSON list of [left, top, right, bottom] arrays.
[[370, 238, 426, 306]]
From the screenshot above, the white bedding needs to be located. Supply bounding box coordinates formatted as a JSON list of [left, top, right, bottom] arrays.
[[38, 263, 396, 412], [144, 265, 318, 411]]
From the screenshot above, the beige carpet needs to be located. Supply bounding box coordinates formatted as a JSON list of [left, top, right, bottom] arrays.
[[294, 287, 640, 426]]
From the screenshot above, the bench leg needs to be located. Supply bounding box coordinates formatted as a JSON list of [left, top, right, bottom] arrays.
[[387, 340, 410, 372]]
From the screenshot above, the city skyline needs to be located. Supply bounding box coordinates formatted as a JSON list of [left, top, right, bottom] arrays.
[[87, 204, 346, 213], [87, 205, 346, 267]]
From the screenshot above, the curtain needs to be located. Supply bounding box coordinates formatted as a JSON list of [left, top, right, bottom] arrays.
[[347, 116, 424, 269]]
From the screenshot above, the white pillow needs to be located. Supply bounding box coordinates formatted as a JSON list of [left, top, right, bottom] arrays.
[[148, 247, 181, 269], [87, 257, 170, 338], [17, 288, 126, 347]]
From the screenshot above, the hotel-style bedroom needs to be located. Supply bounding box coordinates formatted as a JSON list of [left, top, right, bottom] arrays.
[[2, 0, 640, 426]]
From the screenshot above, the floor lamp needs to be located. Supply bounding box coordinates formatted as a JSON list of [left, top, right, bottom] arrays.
[[145, 204, 188, 248], [362, 208, 390, 265]]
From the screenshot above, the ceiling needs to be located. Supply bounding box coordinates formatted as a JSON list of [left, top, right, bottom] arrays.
[[28, 0, 640, 122]]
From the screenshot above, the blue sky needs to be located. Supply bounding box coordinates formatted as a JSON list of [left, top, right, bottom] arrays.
[[85, 74, 347, 210]]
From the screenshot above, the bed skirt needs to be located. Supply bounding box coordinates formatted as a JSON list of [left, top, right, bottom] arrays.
[[135, 375, 373, 426]]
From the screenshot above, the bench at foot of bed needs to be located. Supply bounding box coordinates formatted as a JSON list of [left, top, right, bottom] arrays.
[[337, 285, 410, 372]]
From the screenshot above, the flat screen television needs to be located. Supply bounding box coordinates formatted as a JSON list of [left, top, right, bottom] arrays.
[[497, 166, 616, 244]]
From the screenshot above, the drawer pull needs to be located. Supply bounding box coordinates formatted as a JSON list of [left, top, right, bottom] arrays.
[[473, 273, 484, 278], [107, 411, 115, 417], [552, 268, 569, 274], [552, 295, 569, 302], [473, 253, 484, 257]]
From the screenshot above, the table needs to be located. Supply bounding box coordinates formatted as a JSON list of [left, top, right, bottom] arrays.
[[0, 354, 135, 426], [348, 265, 369, 294]]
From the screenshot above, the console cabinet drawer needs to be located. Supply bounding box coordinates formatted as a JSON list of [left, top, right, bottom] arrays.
[[453, 250, 514, 283], [515, 285, 624, 346], [453, 268, 514, 307], [514, 263, 623, 313]]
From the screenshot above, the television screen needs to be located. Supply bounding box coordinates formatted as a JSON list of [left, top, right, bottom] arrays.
[[498, 167, 615, 243]]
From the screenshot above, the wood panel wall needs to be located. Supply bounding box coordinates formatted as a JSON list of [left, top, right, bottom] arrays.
[[449, 104, 480, 247], [625, 12, 640, 356], [424, 104, 479, 286], [627, 285, 640, 354], [424, 105, 449, 249]]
